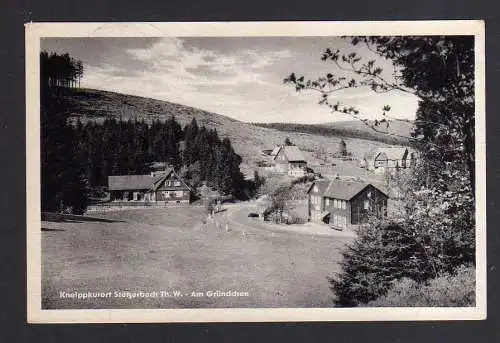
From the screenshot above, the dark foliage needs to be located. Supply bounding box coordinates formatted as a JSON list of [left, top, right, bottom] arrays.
[[331, 220, 447, 306], [41, 51, 248, 214], [41, 87, 90, 214], [71, 117, 246, 198], [286, 36, 476, 307], [40, 51, 84, 88]]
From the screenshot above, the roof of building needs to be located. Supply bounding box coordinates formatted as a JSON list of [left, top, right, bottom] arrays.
[[273, 145, 306, 162], [374, 147, 408, 161], [108, 168, 190, 191], [307, 179, 331, 194], [308, 178, 388, 201], [284, 146, 306, 162], [108, 174, 160, 191], [270, 146, 281, 156], [151, 169, 191, 191]]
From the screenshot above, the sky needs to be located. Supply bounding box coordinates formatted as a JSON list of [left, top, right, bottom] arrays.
[[41, 37, 419, 124]]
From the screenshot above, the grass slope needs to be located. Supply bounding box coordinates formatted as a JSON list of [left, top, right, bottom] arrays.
[[254, 120, 414, 146], [59, 87, 401, 175], [42, 207, 351, 309]]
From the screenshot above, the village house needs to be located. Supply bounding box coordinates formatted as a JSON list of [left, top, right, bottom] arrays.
[[269, 145, 281, 157], [307, 178, 388, 230], [361, 147, 416, 172], [108, 168, 191, 204], [272, 145, 307, 177]]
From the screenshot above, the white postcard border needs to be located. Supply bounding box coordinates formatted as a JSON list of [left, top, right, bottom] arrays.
[[26, 20, 486, 323]]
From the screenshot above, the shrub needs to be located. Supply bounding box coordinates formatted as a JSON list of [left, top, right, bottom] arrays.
[[330, 219, 442, 307], [364, 265, 475, 307], [291, 174, 317, 185]]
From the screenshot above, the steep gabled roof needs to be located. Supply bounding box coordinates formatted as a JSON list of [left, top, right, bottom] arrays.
[[270, 146, 281, 156], [323, 179, 371, 200], [151, 168, 191, 191], [374, 147, 408, 161], [307, 179, 331, 194], [108, 168, 191, 191], [283, 145, 306, 162], [309, 178, 387, 201], [272, 145, 306, 162], [108, 174, 159, 191]]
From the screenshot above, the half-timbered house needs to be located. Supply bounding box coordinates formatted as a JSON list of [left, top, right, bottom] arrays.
[[307, 178, 388, 230], [273, 145, 307, 176], [108, 168, 191, 204]]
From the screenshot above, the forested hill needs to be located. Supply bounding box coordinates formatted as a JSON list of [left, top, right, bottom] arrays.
[[253, 120, 414, 146], [54, 87, 404, 172]]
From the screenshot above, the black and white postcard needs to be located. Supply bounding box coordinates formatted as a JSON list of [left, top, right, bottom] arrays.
[[26, 21, 486, 322]]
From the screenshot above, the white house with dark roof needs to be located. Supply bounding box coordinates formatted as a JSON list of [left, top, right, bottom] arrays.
[[362, 146, 416, 172], [307, 178, 388, 230], [272, 145, 307, 176], [108, 168, 191, 204]]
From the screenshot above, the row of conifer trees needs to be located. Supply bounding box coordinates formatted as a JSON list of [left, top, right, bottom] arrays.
[[40, 51, 84, 88], [42, 89, 247, 213], [40, 50, 247, 213], [73, 116, 245, 196]]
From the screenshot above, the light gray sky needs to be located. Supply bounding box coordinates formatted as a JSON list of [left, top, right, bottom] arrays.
[[41, 37, 419, 124]]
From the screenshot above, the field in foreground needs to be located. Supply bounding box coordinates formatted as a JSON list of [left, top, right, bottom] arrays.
[[42, 206, 352, 309]]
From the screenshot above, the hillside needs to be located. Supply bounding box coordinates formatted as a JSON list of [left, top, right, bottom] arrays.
[[254, 120, 413, 145], [57, 87, 400, 175]]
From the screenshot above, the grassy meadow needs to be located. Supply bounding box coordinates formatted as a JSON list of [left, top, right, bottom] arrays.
[[42, 207, 352, 309]]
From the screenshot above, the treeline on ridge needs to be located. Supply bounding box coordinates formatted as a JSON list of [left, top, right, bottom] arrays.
[[42, 86, 247, 214], [254, 122, 409, 145], [40, 51, 84, 88]]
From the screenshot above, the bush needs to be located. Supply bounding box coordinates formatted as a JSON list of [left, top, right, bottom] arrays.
[[330, 219, 442, 307], [291, 174, 317, 185], [364, 265, 475, 307]]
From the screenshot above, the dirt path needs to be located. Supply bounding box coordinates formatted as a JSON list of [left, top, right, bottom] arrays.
[[220, 200, 356, 239]]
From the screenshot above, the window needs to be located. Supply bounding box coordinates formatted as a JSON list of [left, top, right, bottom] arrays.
[[174, 181, 181, 187], [325, 198, 330, 206], [311, 195, 321, 210], [333, 199, 337, 208], [342, 200, 346, 210], [332, 214, 346, 228], [364, 199, 369, 210], [175, 190, 184, 197]]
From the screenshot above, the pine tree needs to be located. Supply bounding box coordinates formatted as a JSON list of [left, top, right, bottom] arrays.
[[41, 86, 89, 213]]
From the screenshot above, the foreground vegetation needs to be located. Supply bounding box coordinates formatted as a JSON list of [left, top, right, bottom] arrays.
[[286, 36, 476, 307], [364, 265, 475, 307]]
